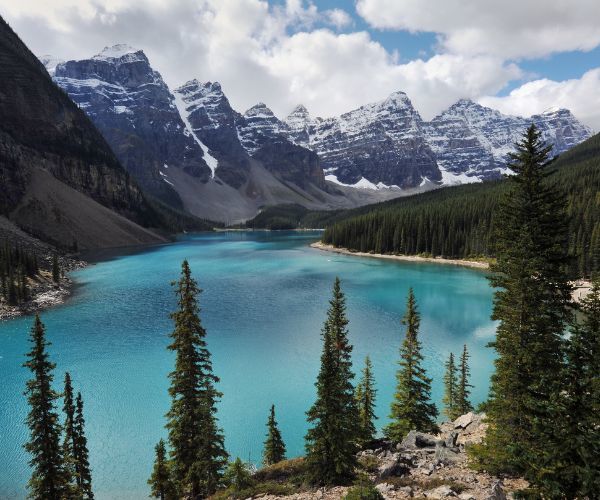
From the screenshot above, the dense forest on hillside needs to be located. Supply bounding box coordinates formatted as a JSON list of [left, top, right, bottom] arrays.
[[0, 240, 39, 305], [319, 133, 600, 277]]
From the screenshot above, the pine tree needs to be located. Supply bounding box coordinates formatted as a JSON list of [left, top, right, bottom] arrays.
[[23, 315, 68, 499], [223, 458, 253, 492], [456, 345, 473, 415], [545, 279, 600, 497], [355, 356, 377, 445], [73, 392, 93, 499], [305, 277, 359, 485], [166, 260, 227, 498], [442, 352, 459, 421], [148, 439, 176, 500], [52, 254, 60, 283], [471, 125, 573, 485], [62, 372, 78, 495], [263, 405, 286, 466], [385, 289, 438, 442]]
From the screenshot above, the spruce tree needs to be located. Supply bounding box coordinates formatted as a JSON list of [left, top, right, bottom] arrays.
[[355, 356, 377, 445], [442, 352, 459, 421], [385, 288, 438, 442], [73, 392, 93, 499], [263, 405, 286, 466], [52, 254, 60, 283], [23, 315, 68, 499], [472, 125, 572, 483], [223, 458, 253, 492], [148, 439, 176, 500], [62, 372, 78, 495], [166, 260, 227, 498], [456, 345, 473, 415], [546, 279, 600, 498], [305, 277, 359, 485]]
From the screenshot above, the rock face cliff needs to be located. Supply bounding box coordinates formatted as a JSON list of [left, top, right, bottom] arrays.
[[53, 45, 212, 208], [282, 95, 592, 188], [0, 17, 166, 249]]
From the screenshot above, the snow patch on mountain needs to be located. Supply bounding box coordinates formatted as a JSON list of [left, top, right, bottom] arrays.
[[172, 91, 219, 177]]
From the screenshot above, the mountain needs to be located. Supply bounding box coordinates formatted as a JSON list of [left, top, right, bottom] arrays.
[[284, 92, 441, 188], [281, 95, 592, 188], [0, 17, 173, 250], [52, 45, 212, 208], [423, 99, 594, 184]]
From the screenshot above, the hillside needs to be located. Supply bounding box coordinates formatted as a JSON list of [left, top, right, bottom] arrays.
[[252, 133, 600, 277], [321, 132, 600, 277], [0, 17, 212, 250]]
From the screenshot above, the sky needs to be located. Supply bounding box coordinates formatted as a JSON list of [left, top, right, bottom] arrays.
[[2, 0, 600, 129]]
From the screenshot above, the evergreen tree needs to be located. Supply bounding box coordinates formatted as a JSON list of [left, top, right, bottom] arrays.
[[73, 392, 93, 499], [456, 345, 473, 415], [263, 405, 286, 466], [385, 289, 438, 442], [166, 260, 227, 498], [23, 315, 68, 499], [442, 352, 459, 421], [148, 439, 176, 500], [546, 279, 600, 497], [222, 458, 253, 492], [52, 254, 60, 283], [62, 372, 78, 495], [472, 125, 573, 485], [305, 277, 359, 485], [355, 356, 377, 445]]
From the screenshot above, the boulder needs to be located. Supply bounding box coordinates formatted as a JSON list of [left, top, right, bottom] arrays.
[[424, 485, 456, 498], [453, 412, 475, 429], [400, 430, 440, 449], [377, 453, 411, 479]]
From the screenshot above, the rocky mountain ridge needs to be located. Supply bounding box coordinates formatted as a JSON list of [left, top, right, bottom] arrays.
[[44, 44, 592, 222]]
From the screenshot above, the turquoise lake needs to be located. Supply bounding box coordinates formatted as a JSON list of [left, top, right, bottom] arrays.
[[0, 231, 498, 499]]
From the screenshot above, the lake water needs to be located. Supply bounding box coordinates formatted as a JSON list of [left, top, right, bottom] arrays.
[[0, 231, 497, 499]]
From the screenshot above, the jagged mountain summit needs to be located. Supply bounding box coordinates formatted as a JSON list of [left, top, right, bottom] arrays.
[[44, 44, 592, 222], [52, 45, 213, 209], [281, 95, 593, 186]]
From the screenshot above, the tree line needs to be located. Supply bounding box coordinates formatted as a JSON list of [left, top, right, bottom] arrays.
[[0, 240, 39, 305], [322, 131, 600, 278]]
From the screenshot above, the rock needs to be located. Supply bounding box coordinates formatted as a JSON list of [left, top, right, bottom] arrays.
[[400, 430, 439, 449], [424, 485, 456, 498], [445, 432, 458, 447], [484, 480, 507, 500], [377, 453, 411, 479], [434, 445, 462, 465], [453, 412, 475, 429], [375, 483, 394, 494], [458, 494, 476, 500]]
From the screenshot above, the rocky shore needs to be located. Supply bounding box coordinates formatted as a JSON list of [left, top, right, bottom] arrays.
[[251, 413, 526, 500], [0, 256, 85, 321], [310, 242, 490, 270]]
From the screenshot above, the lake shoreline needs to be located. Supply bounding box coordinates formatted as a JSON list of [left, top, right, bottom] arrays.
[[310, 241, 491, 269]]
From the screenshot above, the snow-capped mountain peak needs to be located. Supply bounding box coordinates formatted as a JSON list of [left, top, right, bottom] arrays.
[[40, 54, 64, 76], [92, 44, 144, 62], [244, 102, 276, 118]]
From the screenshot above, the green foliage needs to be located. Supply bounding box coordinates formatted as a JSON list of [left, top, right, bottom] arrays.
[[355, 356, 377, 445], [165, 260, 228, 498], [62, 372, 78, 494], [471, 126, 573, 492], [344, 482, 384, 500], [243, 204, 345, 230], [544, 279, 600, 497], [385, 289, 438, 442], [456, 345, 473, 416], [442, 353, 459, 421], [322, 132, 600, 278], [148, 439, 176, 500], [305, 277, 360, 485], [222, 458, 254, 492], [263, 405, 286, 466], [73, 392, 93, 499], [23, 315, 69, 499], [0, 240, 39, 305]]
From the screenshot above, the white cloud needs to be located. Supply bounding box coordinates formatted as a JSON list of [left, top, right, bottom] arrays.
[[356, 0, 600, 60], [479, 68, 600, 131], [324, 8, 353, 30], [4, 0, 522, 121]]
